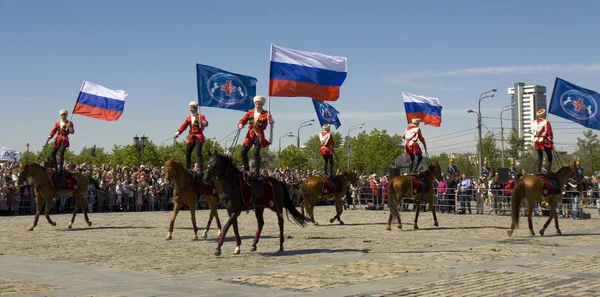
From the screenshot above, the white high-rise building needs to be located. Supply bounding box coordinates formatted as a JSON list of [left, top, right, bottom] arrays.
[[507, 83, 547, 146]]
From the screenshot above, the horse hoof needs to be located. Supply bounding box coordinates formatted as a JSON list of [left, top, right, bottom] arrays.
[[507, 230, 513, 236], [214, 249, 222, 256], [201, 232, 208, 239], [414, 225, 419, 230], [313, 222, 320, 226], [397, 225, 402, 229], [329, 219, 335, 224], [68, 224, 72, 229], [339, 221, 345, 225], [192, 235, 198, 241], [166, 235, 172, 241], [250, 245, 257, 252], [530, 231, 535, 236], [539, 229, 545, 236], [386, 226, 391, 231], [87, 221, 92, 227], [434, 222, 439, 227], [217, 230, 222, 236], [27, 227, 34, 232], [51, 222, 56, 226], [278, 247, 284, 253], [233, 246, 241, 255], [557, 229, 562, 235]]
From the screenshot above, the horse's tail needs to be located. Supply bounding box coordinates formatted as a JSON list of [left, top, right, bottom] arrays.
[[510, 180, 524, 228], [281, 181, 310, 227], [387, 178, 399, 223], [88, 176, 110, 201]]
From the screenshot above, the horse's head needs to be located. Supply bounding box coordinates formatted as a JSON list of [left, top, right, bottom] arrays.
[[342, 169, 359, 187], [204, 151, 235, 184], [163, 157, 182, 184], [17, 162, 35, 183], [428, 161, 442, 181]]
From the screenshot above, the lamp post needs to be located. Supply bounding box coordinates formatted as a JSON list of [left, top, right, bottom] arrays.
[[347, 122, 365, 170], [279, 132, 295, 153], [133, 134, 147, 209], [470, 89, 497, 177], [297, 119, 315, 148], [500, 102, 517, 167]]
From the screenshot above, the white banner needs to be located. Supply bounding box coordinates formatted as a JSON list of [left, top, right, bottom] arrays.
[[0, 147, 21, 162]]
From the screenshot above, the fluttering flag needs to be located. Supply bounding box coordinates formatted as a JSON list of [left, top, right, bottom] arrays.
[[402, 92, 442, 127], [73, 81, 127, 121], [196, 64, 258, 112], [548, 77, 600, 130], [312, 99, 341, 129], [269, 44, 347, 102]]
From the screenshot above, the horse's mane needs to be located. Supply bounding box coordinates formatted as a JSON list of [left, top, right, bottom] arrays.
[[214, 153, 240, 172], [165, 158, 192, 178]]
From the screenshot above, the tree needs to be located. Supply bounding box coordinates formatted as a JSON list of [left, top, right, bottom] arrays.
[[575, 129, 600, 173], [506, 129, 526, 165], [278, 146, 309, 170], [348, 129, 403, 176], [480, 132, 501, 171]]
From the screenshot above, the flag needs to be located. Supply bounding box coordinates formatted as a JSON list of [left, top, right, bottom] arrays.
[[402, 92, 442, 127], [0, 146, 20, 162], [74, 81, 127, 121], [549, 77, 600, 130], [269, 44, 347, 102], [312, 99, 341, 129], [197, 64, 257, 112]]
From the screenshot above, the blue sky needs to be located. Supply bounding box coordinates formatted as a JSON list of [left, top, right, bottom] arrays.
[[1, 0, 599, 156]]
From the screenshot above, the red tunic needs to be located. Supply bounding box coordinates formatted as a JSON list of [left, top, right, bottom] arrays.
[[49, 120, 74, 148], [403, 124, 425, 155], [239, 109, 272, 148], [319, 131, 334, 155], [177, 114, 208, 145], [533, 118, 553, 150]]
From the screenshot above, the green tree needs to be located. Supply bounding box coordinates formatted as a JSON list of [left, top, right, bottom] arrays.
[[480, 132, 501, 171], [575, 129, 600, 173], [506, 129, 526, 165], [349, 129, 403, 176], [278, 145, 309, 170]]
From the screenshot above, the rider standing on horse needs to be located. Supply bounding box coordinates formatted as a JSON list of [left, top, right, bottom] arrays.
[[402, 118, 427, 173], [174, 101, 208, 175], [47, 109, 74, 173], [319, 124, 335, 177], [238, 95, 274, 180], [533, 109, 553, 174]]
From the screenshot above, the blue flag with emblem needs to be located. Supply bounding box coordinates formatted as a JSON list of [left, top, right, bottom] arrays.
[[312, 99, 341, 129], [196, 64, 257, 112], [549, 77, 600, 130]]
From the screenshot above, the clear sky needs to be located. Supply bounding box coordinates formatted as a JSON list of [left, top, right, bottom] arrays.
[[1, 0, 599, 156]]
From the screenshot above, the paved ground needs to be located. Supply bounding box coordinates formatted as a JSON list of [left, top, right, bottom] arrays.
[[1, 205, 599, 297]]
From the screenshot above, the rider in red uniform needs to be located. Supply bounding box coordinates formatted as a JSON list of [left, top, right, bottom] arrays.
[[533, 109, 553, 174], [402, 118, 427, 173], [174, 101, 208, 173], [47, 109, 74, 172], [238, 96, 274, 180], [319, 124, 335, 177]]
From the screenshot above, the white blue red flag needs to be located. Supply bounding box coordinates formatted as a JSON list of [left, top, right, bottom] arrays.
[[74, 81, 127, 121], [402, 92, 442, 127]]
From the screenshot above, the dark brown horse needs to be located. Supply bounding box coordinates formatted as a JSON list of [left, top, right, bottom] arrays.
[[163, 158, 222, 241], [17, 162, 109, 231], [299, 170, 358, 225], [203, 152, 310, 256], [386, 161, 442, 230], [507, 163, 577, 236]]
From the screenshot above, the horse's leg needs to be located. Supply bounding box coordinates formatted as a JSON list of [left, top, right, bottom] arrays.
[[29, 196, 42, 231], [539, 198, 554, 236], [215, 210, 238, 256], [428, 194, 439, 227], [414, 198, 421, 230], [309, 195, 319, 225], [68, 202, 79, 229], [300, 199, 305, 216], [553, 199, 562, 235], [232, 212, 242, 255], [189, 204, 199, 241], [336, 197, 345, 225], [250, 207, 265, 252], [81, 196, 92, 227], [329, 197, 343, 224], [277, 211, 285, 252], [166, 200, 183, 240], [44, 198, 56, 227], [202, 197, 214, 238], [527, 199, 535, 236]]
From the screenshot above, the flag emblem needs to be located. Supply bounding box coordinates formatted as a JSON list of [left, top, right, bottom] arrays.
[[319, 102, 336, 122], [559, 90, 598, 120], [207, 73, 248, 104]]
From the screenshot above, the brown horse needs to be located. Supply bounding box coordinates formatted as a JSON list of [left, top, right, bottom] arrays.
[[507, 163, 577, 236], [386, 161, 441, 230], [299, 170, 358, 225], [17, 162, 109, 231], [163, 158, 222, 241]]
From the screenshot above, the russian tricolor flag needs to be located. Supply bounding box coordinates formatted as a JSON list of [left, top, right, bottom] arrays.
[[268, 45, 347, 102], [402, 92, 442, 127], [73, 81, 128, 121]]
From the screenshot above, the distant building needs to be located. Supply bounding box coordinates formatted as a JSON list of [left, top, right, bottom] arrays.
[[508, 83, 547, 147]]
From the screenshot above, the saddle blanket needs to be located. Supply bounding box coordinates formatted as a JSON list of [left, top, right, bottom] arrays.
[[539, 176, 561, 196], [241, 176, 277, 212], [49, 172, 78, 190], [409, 174, 430, 195], [321, 177, 341, 196]]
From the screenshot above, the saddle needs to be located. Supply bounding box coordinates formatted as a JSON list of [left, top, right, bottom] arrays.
[[242, 174, 277, 211], [409, 173, 430, 195], [321, 175, 342, 196], [48, 171, 78, 190], [536, 173, 561, 196]]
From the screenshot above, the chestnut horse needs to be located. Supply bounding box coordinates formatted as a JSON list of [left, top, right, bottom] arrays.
[[17, 162, 109, 231], [387, 161, 441, 230], [163, 158, 222, 241], [203, 152, 310, 256], [507, 163, 577, 236], [299, 170, 358, 225]]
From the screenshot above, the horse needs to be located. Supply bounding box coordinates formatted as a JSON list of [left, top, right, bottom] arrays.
[[386, 161, 442, 230], [17, 162, 109, 231], [203, 152, 310, 256], [163, 157, 222, 241], [299, 170, 358, 225], [507, 163, 577, 236]]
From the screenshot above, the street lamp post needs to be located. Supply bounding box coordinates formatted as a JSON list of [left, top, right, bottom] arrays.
[[297, 119, 315, 148], [279, 132, 295, 153], [347, 122, 365, 170], [132, 134, 147, 211], [500, 102, 517, 168], [471, 89, 497, 177]]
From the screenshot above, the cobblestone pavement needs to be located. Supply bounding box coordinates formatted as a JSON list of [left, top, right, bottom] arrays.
[[1, 205, 599, 296]]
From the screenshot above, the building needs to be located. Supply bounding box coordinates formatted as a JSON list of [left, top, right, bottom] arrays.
[[507, 83, 547, 146]]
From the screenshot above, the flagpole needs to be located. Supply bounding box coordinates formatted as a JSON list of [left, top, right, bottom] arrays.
[[268, 44, 274, 144], [68, 81, 85, 124]]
